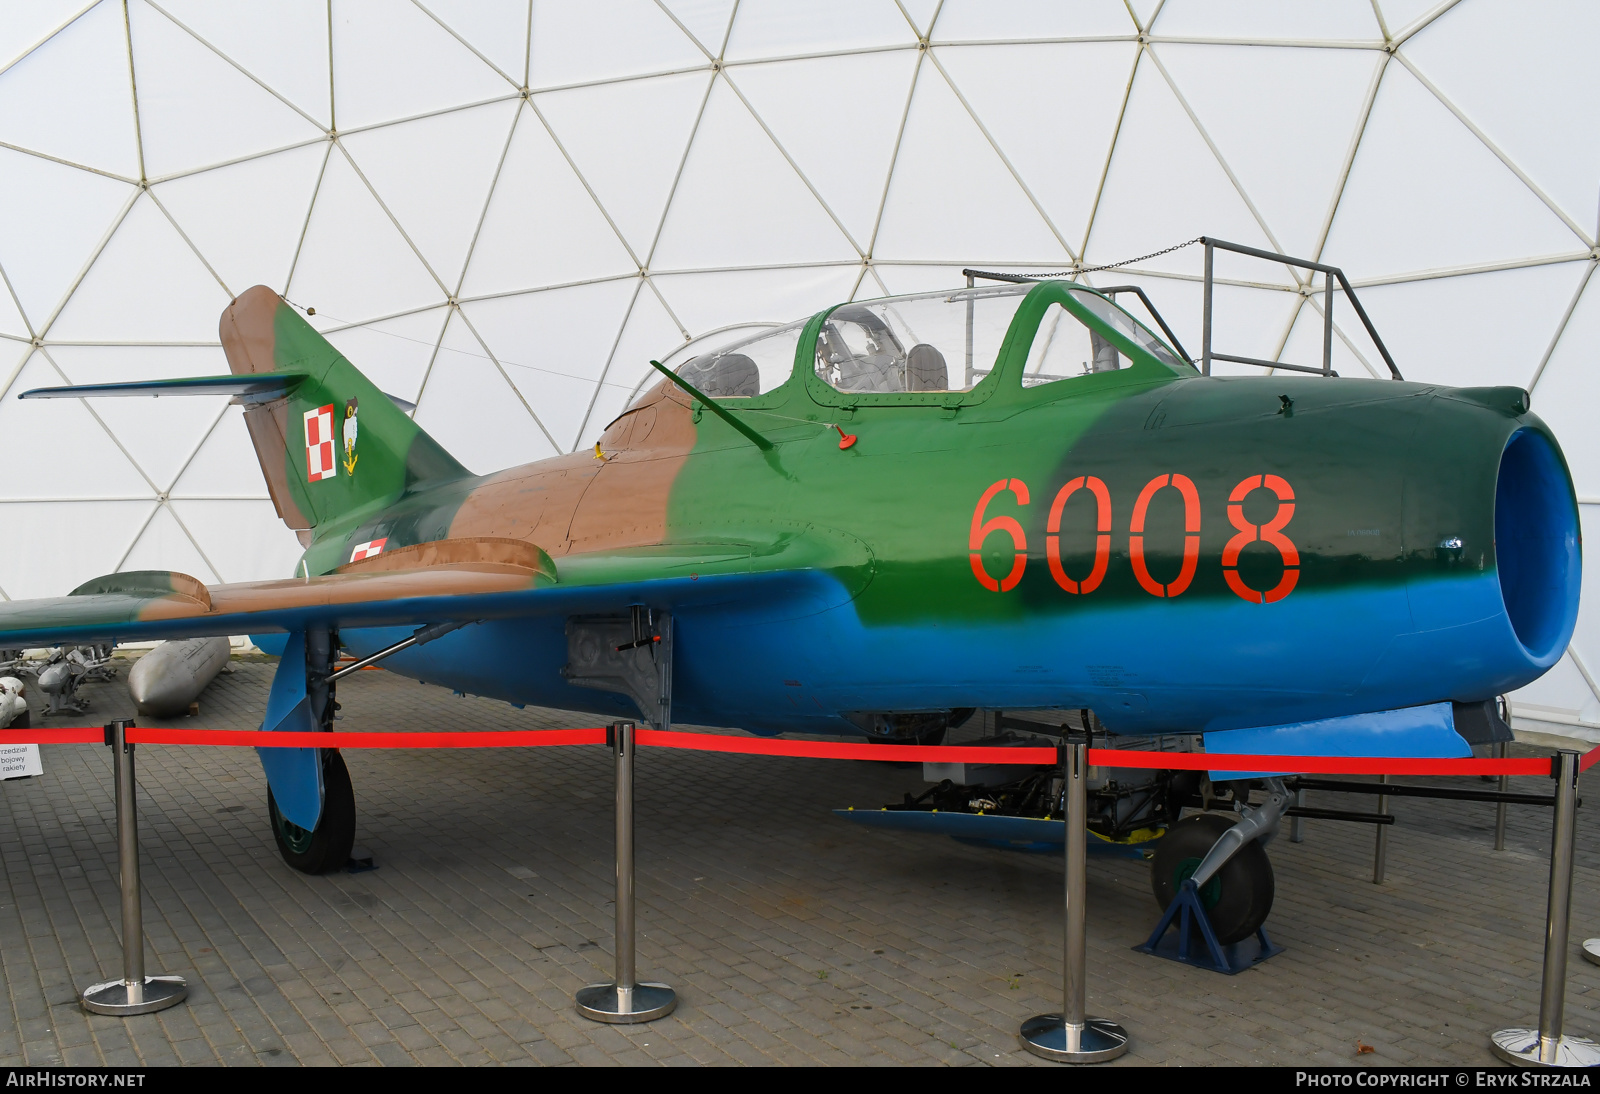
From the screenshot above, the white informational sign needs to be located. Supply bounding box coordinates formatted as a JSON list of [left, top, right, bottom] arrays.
[[0, 743, 42, 780]]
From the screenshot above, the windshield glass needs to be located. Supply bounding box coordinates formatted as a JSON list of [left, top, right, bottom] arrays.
[[1064, 286, 1189, 370], [1023, 301, 1131, 387], [676, 319, 807, 397], [814, 286, 1030, 394]]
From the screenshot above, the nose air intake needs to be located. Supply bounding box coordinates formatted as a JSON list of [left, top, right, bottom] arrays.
[[1495, 428, 1581, 662]]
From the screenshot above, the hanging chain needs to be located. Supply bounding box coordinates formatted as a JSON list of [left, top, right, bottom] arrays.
[[966, 237, 1204, 283]]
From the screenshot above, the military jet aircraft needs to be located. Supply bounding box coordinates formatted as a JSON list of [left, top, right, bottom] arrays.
[[3, 260, 1578, 946]]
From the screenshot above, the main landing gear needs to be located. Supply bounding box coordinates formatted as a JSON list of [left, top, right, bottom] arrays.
[[269, 750, 356, 874]]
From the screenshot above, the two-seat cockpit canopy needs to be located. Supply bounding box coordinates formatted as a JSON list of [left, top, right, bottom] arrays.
[[673, 282, 1193, 403]]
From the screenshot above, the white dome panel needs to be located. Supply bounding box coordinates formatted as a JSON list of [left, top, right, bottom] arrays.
[[1354, 262, 1589, 391], [342, 99, 519, 290], [0, 501, 153, 599], [722, 0, 914, 61], [168, 404, 272, 500], [169, 499, 303, 583], [46, 345, 231, 490], [1086, 55, 1283, 283], [0, 0, 140, 178], [423, 0, 534, 85], [154, 143, 328, 298], [875, 60, 1070, 264], [459, 106, 638, 297], [528, 0, 706, 87], [284, 149, 444, 326], [535, 71, 711, 258], [723, 49, 918, 248], [0, 353, 155, 499], [0, 0, 94, 72], [414, 311, 559, 473], [48, 195, 230, 342], [651, 78, 858, 269], [1404, 1, 1600, 236], [1526, 271, 1600, 498], [1153, 0, 1380, 40], [1323, 61, 1583, 280], [932, 0, 1132, 41], [329, 0, 512, 130], [461, 279, 639, 450], [1154, 43, 1382, 260], [119, 502, 222, 584], [934, 42, 1135, 253], [127, 0, 324, 179], [157, 0, 332, 127]]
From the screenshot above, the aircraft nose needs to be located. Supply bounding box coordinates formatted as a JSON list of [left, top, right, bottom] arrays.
[[1403, 390, 1580, 675]]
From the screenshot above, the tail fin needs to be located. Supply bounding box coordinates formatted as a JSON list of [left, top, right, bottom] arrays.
[[221, 286, 467, 538]]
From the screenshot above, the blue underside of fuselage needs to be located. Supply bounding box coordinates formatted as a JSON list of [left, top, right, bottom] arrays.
[[329, 566, 1540, 739]]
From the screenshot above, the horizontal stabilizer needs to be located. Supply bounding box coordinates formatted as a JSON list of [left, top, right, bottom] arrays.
[[19, 372, 308, 403]]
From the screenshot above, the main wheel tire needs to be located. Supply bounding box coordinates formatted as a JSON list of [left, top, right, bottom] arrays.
[[1150, 813, 1274, 945], [268, 750, 356, 874]]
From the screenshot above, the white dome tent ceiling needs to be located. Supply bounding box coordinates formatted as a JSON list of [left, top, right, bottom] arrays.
[[1, 0, 1597, 734]]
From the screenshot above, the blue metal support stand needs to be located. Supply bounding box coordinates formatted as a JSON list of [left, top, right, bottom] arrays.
[[1134, 878, 1282, 975]]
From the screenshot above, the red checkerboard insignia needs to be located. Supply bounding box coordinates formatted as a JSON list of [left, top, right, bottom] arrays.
[[304, 404, 336, 482], [349, 537, 388, 562]]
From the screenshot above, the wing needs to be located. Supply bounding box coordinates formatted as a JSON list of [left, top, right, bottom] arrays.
[[0, 527, 875, 648]]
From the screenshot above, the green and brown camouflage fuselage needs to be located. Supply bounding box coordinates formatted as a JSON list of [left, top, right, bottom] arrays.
[[4, 284, 1580, 738]]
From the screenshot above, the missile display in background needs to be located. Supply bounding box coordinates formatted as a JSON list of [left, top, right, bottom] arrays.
[[128, 637, 230, 718]]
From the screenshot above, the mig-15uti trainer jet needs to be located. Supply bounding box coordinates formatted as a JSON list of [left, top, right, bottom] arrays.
[[3, 241, 1579, 948]]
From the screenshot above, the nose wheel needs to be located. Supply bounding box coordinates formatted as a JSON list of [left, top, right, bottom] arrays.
[[1150, 814, 1275, 945], [268, 750, 356, 874]]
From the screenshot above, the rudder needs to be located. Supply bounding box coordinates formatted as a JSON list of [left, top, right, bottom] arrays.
[[221, 286, 466, 538]]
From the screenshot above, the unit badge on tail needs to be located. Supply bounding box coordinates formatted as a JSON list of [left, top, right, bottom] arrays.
[[304, 404, 336, 482], [342, 397, 359, 476]]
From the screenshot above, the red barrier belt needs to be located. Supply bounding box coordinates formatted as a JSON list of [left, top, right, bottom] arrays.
[[0, 727, 608, 748], [4, 725, 1595, 778], [635, 729, 1057, 764]]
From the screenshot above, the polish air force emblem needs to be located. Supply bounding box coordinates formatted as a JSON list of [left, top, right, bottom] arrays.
[[303, 404, 336, 482], [342, 397, 359, 476]]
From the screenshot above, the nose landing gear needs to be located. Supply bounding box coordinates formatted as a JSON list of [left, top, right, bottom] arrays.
[[1150, 813, 1275, 945]]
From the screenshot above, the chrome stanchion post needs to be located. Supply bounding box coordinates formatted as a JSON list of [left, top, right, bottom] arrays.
[[576, 721, 676, 1023], [1492, 750, 1600, 1066], [80, 721, 187, 1015], [1290, 787, 1305, 843], [1495, 741, 1509, 852], [1372, 774, 1389, 884], [1020, 740, 1128, 1063]]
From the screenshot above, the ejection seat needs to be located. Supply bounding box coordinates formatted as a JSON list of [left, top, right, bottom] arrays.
[[905, 344, 947, 391], [680, 352, 759, 397]]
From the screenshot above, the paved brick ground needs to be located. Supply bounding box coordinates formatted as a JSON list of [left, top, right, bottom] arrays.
[[2, 659, 1598, 1067]]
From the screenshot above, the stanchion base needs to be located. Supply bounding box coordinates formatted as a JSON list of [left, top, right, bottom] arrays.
[[80, 975, 187, 1016], [575, 982, 677, 1024], [1582, 939, 1600, 967], [1490, 1028, 1600, 1067], [1019, 1014, 1130, 1064]]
